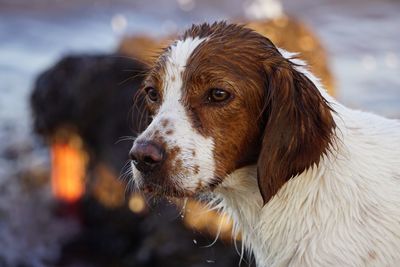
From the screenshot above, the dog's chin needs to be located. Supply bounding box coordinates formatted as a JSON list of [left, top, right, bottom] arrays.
[[140, 178, 221, 199], [141, 184, 191, 198]]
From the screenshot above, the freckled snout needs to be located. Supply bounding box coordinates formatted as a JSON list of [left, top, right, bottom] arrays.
[[130, 141, 165, 174]]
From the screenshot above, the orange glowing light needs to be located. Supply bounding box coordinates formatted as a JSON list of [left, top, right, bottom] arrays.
[[51, 135, 86, 203]]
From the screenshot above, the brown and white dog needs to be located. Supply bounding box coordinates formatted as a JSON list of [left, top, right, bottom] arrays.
[[129, 22, 400, 266]]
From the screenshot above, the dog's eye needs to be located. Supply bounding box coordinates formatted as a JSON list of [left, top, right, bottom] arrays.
[[145, 87, 159, 102], [208, 88, 231, 103]]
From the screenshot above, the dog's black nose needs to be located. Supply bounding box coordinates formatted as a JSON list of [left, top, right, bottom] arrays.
[[130, 141, 165, 173]]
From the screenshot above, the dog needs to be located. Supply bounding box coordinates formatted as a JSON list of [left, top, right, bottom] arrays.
[[129, 22, 400, 266]]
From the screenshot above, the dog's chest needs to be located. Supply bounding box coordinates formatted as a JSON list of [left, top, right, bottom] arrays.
[[216, 164, 400, 267]]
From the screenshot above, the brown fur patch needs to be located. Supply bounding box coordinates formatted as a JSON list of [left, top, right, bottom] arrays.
[[195, 180, 203, 190], [175, 159, 183, 170], [181, 22, 269, 179], [193, 165, 200, 175], [164, 146, 187, 178], [161, 118, 170, 128], [170, 146, 181, 155], [368, 251, 377, 260]]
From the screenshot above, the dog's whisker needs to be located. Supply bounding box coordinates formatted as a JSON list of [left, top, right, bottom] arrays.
[[115, 135, 137, 144]]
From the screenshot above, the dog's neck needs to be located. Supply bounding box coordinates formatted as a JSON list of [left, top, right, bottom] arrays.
[[211, 166, 262, 243], [212, 162, 332, 265]]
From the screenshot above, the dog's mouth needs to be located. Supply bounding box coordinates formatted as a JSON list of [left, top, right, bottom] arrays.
[[141, 182, 189, 198], [138, 175, 224, 198]]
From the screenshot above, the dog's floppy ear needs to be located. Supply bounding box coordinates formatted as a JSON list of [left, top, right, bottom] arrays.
[[257, 57, 336, 205]]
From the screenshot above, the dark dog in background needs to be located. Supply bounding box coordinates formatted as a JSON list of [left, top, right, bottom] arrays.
[[31, 54, 148, 172]]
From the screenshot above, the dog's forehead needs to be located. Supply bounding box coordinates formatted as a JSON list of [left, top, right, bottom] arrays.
[[166, 37, 206, 71], [154, 36, 207, 103], [151, 22, 273, 102], [159, 23, 252, 79]]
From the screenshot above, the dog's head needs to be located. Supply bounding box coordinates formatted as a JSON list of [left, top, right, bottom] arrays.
[[130, 22, 335, 203]]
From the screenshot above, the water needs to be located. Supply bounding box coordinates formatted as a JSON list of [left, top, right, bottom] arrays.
[[283, 0, 400, 116]]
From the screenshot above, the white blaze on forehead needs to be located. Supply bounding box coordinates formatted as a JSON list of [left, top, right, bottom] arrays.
[[167, 37, 206, 74], [162, 37, 206, 99], [134, 36, 216, 192]]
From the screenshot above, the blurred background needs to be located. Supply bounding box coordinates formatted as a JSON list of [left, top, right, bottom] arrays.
[[0, 0, 399, 266]]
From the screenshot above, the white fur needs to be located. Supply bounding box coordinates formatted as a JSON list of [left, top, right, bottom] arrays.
[[132, 37, 216, 193], [211, 51, 400, 266]]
